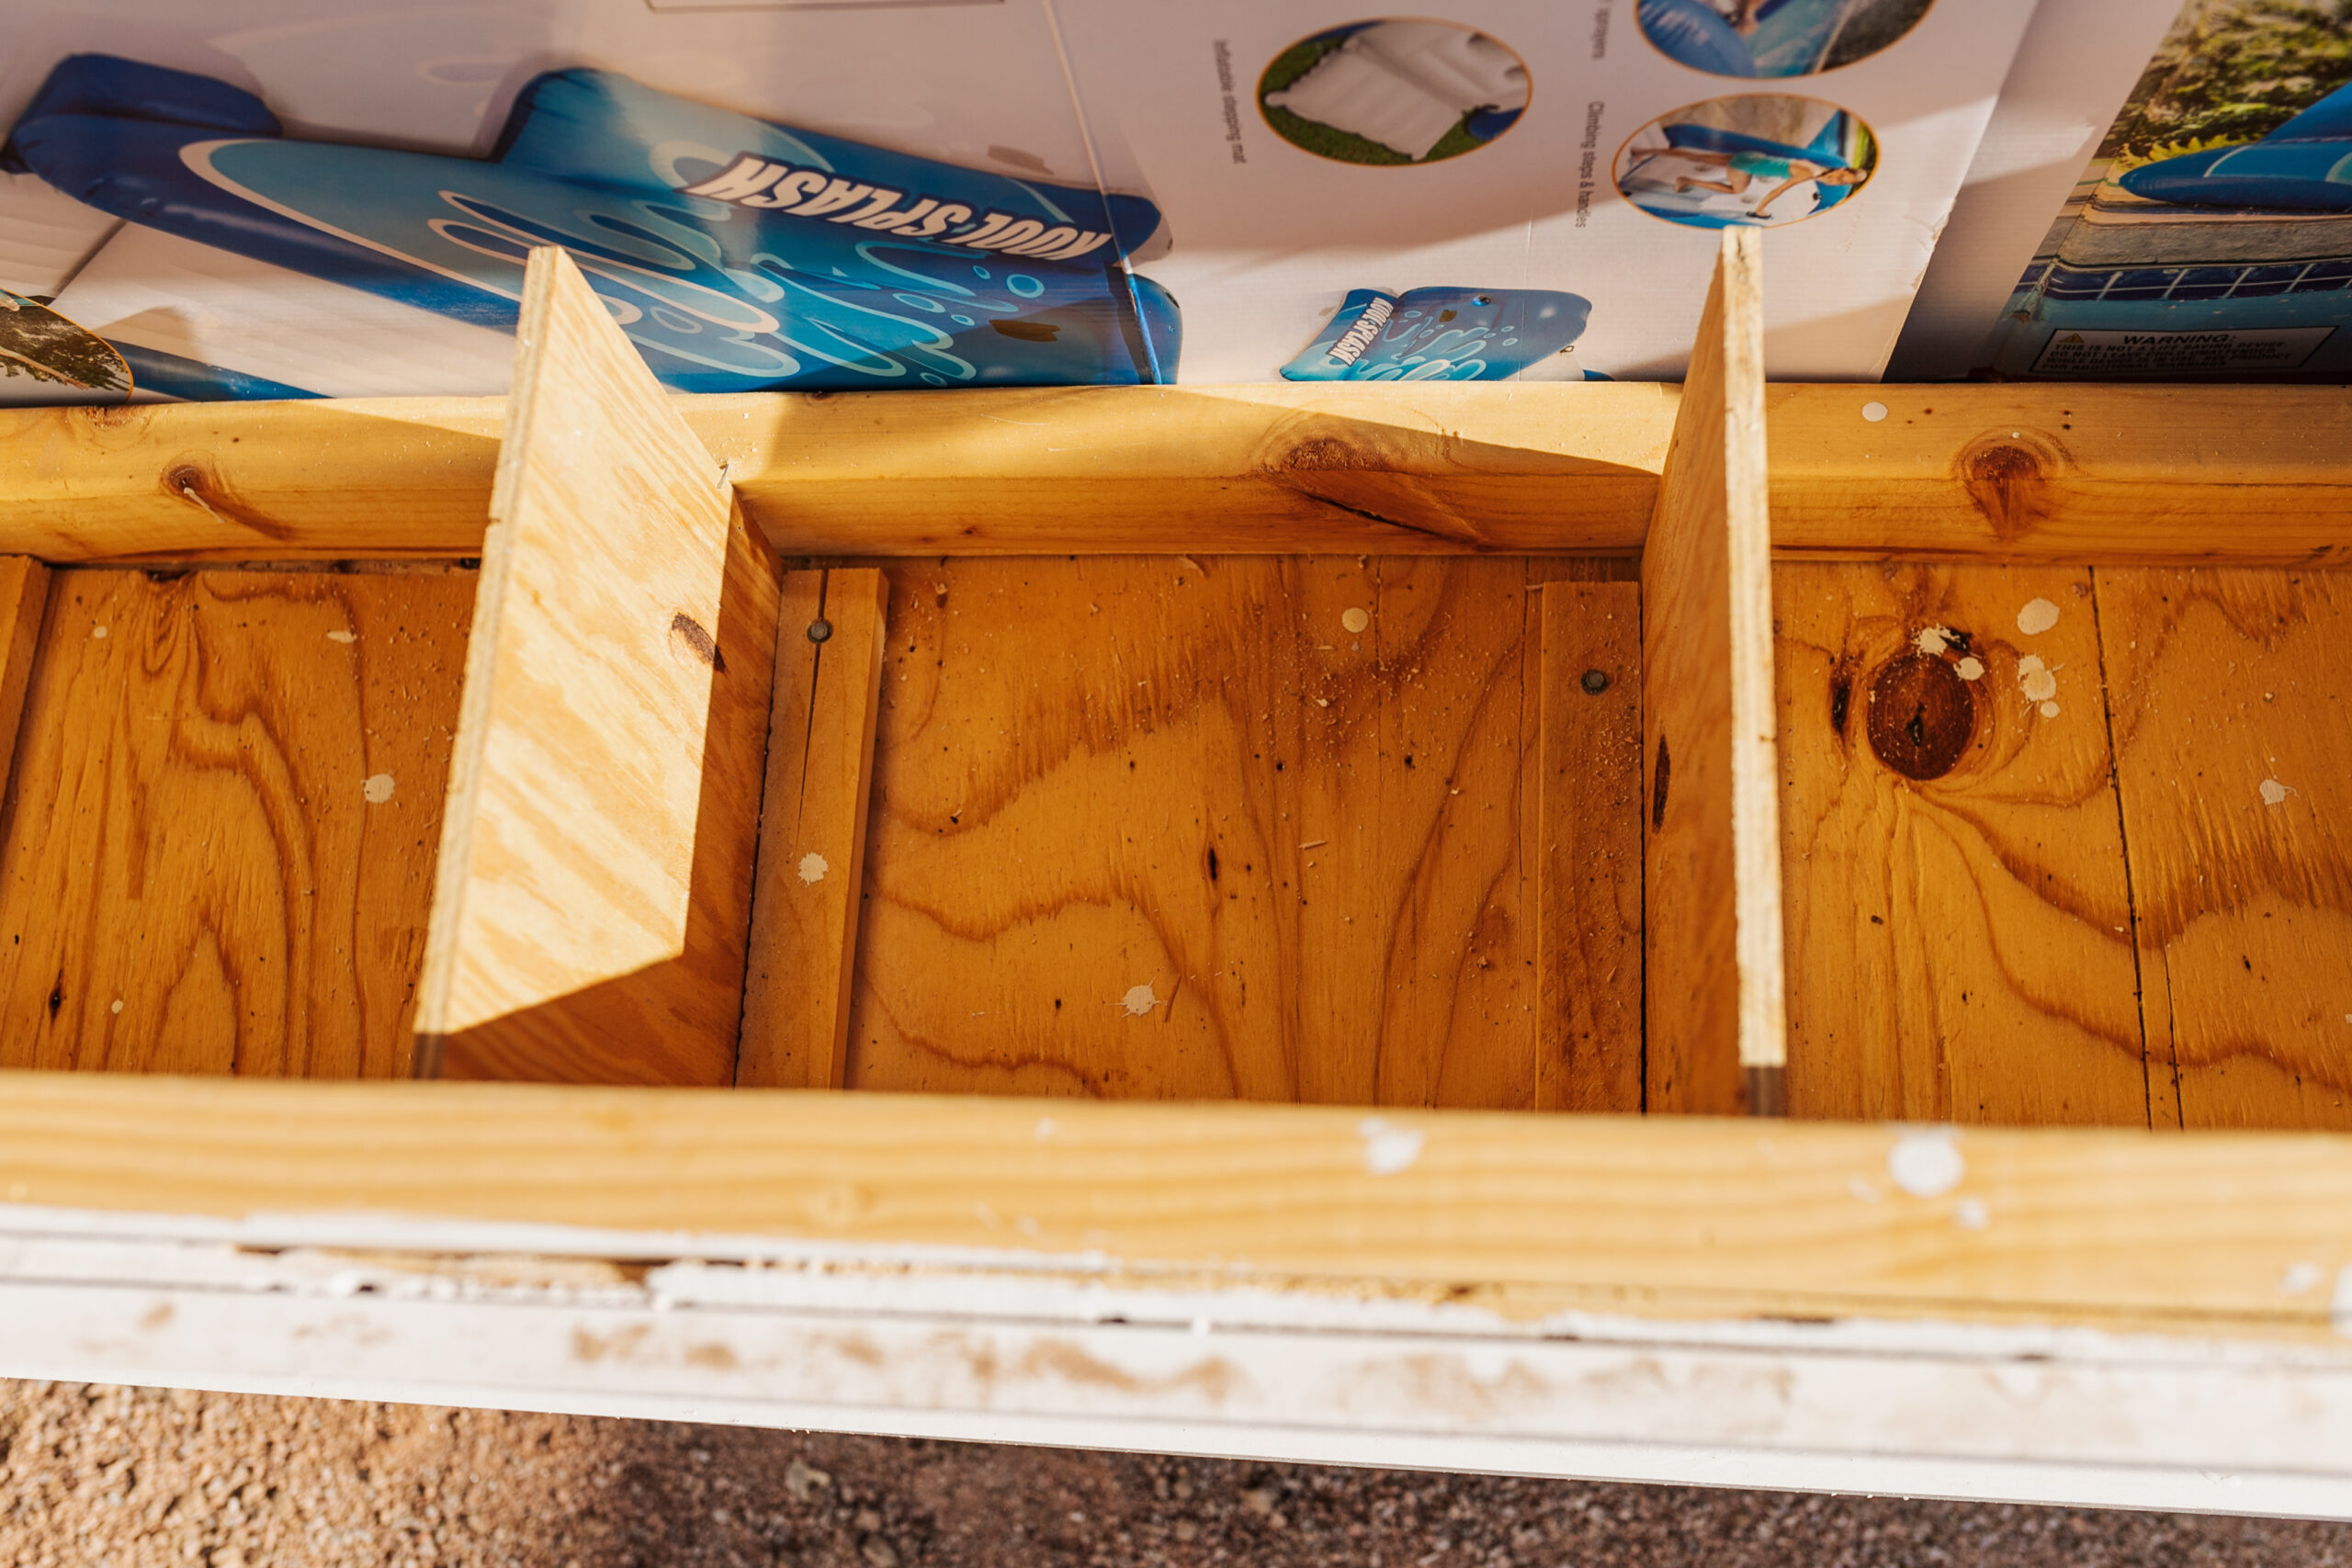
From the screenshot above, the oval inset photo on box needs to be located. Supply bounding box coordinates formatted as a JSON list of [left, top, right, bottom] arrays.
[[1636, 0, 1933, 78], [1615, 95, 1876, 228], [1259, 19, 1530, 165]]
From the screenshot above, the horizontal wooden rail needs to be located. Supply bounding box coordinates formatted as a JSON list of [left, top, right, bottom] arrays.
[[0, 383, 2346, 565], [5, 1068, 2352, 1338]]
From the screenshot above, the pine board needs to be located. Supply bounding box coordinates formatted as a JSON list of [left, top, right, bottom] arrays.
[[5, 385, 2351, 567], [739, 569, 888, 1090]]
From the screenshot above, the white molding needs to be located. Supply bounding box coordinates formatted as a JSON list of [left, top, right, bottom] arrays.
[[5, 1214, 2351, 1517]]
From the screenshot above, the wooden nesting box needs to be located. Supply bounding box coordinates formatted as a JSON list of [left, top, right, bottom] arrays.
[[3, 239, 2352, 1512]]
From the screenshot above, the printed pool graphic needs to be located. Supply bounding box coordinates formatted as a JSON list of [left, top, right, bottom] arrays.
[[1281, 287, 1593, 380], [1259, 20, 1529, 165], [1616, 96, 1876, 229], [0, 289, 130, 405], [1635, 0, 1934, 79], [2119, 81, 2352, 213], [6, 55, 1180, 396]]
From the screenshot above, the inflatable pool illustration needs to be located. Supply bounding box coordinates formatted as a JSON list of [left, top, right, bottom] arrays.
[[1636, 0, 1934, 78], [1281, 286, 1592, 380], [2120, 82, 2352, 213], [4, 54, 1180, 393], [0, 288, 130, 405], [1616, 96, 1875, 228], [1259, 20, 1528, 165]]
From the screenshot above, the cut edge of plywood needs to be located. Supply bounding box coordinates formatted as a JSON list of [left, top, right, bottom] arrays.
[[1641, 230, 1788, 1117], [1718, 235, 1790, 1109], [410, 254, 558, 1078]]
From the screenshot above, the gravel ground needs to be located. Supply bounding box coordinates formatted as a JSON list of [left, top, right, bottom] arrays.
[[4, 1381, 2348, 1567]]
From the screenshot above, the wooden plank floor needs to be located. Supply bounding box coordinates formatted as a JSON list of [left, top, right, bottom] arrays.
[[1777, 561, 2352, 1131], [0, 568, 473, 1078], [1775, 563, 2147, 1125], [832, 555, 1640, 1110], [2098, 569, 2352, 1131]]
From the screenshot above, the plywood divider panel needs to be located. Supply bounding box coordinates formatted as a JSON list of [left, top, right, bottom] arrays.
[[0, 569, 471, 1078], [1534, 581, 1644, 1112], [2098, 569, 2352, 1130], [1641, 231, 1787, 1116], [739, 569, 888, 1089], [414, 248, 781, 1085]]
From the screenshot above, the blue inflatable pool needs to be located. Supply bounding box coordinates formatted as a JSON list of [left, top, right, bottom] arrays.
[[2120, 82, 2352, 213]]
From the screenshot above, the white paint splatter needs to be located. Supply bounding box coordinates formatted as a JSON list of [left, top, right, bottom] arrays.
[[797, 852, 829, 885], [1954, 1197, 1990, 1231], [1846, 1177, 1883, 1203], [90, 625, 107, 639], [2040, 701, 2061, 719], [1356, 1116, 1424, 1176], [1190, 1317, 1213, 1337], [326, 629, 357, 644], [361, 773, 395, 804], [1955, 657, 1984, 682], [2260, 778, 2293, 807], [1887, 1129, 1964, 1198], [1915, 626, 1951, 656], [2281, 1261, 2324, 1296], [1340, 607, 1370, 635], [1034, 1117, 1057, 1142], [109, 998, 123, 1015], [1122, 984, 1158, 1017], [1861, 400, 1889, 423], [2017, 655, 2058, 704], [2016, 598, 2061, 636], [2333, 1265, 2352, 1337]]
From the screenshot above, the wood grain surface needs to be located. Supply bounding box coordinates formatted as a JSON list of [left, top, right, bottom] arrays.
[[0, 557, 49, 788], [739, 569, 888, 1090], [415, 249, 781, 1086], [11, 1067, 2352, 1337], [830, 555, 1630, 1110], [2098, 569, 2352, 1130], [1642, 231, 1785, 1115], [0, 568, 472, 1077], [1534, 581, 1644, 1112], [1774, 564, 2150, 1125], [3, 385, 2349, 566]]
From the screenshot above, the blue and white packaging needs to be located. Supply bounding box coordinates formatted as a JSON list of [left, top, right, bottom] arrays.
[[0, 0, 2047, 400]]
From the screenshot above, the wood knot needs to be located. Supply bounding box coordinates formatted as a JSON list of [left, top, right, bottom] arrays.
[[669, 611, 725, 671], [1866, 653, 1974, 781], [163, 457, 292, 539], [1272, 434, 1371, 474], [1956, 432, 2064, 541]]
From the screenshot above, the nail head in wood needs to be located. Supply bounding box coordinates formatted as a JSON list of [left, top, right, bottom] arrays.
[[1580, 668, 1611, 694], [807, 618, 833, 644]]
